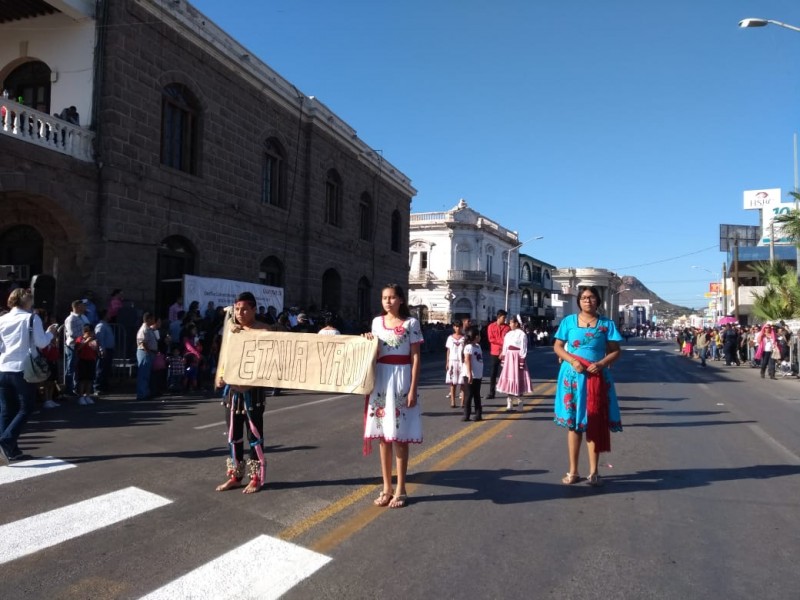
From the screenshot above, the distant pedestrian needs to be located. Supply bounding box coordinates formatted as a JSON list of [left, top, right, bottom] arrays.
[[445, 319, 465, 408], [496, 315, 531, 411], [94, 309, 115, 394], [135, 312, 158, 401], [462, 326, 484, 421], [75, 324, 98, 405], [486, 310, 510, 399], [722, 323, 740, 366], [317, 314, 341, 336], [754, 323, 777, 380]]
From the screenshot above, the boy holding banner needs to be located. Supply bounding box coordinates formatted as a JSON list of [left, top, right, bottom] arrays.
[[215, 292, 270, 494]]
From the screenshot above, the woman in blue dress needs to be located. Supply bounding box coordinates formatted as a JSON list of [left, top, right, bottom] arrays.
[[553, 286, 623, 487]]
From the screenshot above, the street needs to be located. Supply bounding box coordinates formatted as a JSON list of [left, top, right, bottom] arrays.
[[2, 339, 799, 600]]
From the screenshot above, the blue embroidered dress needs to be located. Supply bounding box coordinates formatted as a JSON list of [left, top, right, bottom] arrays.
[[553, 314, 623, 433]]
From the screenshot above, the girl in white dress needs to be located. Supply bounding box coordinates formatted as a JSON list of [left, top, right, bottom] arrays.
[[496, 315, 532, 411], [362, 284, 423, 509], [444, 320, 465, 408]]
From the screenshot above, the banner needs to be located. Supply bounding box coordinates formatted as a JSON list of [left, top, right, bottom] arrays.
[[218, 326, 378, 395], [183, 274, 284, 315]]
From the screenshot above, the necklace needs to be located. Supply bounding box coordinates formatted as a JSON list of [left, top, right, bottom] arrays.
[[579, 315, 597, 328]]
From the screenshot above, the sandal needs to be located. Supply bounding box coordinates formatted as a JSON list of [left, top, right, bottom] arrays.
[[562, 472, 580, 485], [586, 473, 603, 487], [388, 494, 408, 509], [374, 491, 393, 507]]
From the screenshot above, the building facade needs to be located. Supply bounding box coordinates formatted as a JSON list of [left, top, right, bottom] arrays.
[[408, 199, 553, 325], [551, 267, 624, 325], [0, 0, 414, 321]]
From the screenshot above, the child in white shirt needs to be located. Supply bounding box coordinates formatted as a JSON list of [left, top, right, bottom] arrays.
[[462, 327, 484, 421]]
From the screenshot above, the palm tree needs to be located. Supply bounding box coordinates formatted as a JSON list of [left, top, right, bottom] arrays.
[[772, 192, 800, 244], [750, 261, 800, 321]]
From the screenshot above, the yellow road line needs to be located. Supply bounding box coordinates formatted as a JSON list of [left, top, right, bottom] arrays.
[[278, 380, 555, 544], [310, 393, 550, 554]]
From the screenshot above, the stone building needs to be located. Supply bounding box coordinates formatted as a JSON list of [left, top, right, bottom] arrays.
[[408, 199, 553, 325], [0, 0, 414, 320], [518, 252, 556, 327], [551, 267, 624, 324]]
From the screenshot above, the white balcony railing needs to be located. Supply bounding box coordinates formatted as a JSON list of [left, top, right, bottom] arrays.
[[0, 98, 94, 162]]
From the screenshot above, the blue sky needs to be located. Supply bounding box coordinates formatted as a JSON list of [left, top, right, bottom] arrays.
[[192, 0, 800, 309]]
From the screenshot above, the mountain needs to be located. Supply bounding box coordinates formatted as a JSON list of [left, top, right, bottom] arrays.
[[619, 275, 695, 323]]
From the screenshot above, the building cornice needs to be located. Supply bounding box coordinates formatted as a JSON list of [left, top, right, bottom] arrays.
[[134, 0, 416, 197]]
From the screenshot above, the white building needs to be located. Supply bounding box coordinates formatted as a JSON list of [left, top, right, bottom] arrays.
[[408, 199, 553, 325], [552, 267, 624, 325]]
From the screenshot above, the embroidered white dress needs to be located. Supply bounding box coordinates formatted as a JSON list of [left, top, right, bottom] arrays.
[[363, 316, 424, 446], [445, 334, 465, 384]]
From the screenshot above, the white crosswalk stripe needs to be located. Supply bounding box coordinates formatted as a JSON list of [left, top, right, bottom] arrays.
[[0, 461, 332, 597], [0, 456, 75, 486], [139, 535, 331, 600], [0, 486, 172, 565]]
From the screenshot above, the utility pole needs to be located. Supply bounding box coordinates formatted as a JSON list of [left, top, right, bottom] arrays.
[[722, 261, 728, 317], [734, 238, 740, 324]]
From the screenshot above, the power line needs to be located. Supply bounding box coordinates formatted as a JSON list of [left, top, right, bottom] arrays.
[[613, 245, 718, 271]]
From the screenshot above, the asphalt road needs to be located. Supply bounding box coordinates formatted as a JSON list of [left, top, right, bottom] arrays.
[[2, 338, 799, 600]]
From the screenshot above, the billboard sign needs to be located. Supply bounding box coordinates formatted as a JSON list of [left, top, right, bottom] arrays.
[[743, 188, 781, 210]]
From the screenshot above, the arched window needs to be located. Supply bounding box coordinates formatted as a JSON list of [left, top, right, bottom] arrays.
[[325, 169, 342, 227], [0, 225, 44, 282], [357, 276, 371, 321], [521, 289, 533, 308], [454, 297, 473, 319], [262, 138, 286, 207], [161, 83, 200, 174], [485, 246, 495, 276], [455, 243, 472, 270], [156, 235, 196, 317], [259, 256, 284, 287], [321, 268, 341, 312], [521, 263, 532, 282], [3, 60, 51, 113], [359, 192, 373, 241], [391, 210, 402, 252]]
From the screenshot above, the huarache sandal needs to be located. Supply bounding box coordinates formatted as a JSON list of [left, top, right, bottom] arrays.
[[586, 473, 603, 487], [374, 491, 393, 507], [388, 494, 408, 509], [562, 472, 580, 485]]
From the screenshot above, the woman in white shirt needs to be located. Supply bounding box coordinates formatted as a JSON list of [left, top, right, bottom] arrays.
[[496, 315, 532, 411], [0, 288, 58, 463]]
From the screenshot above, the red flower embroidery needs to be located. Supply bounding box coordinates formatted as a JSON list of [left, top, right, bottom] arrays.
[[598, 326, 608, 333], [395, 408, 401, 417], [393, 325, 405, 336], [585, 333, 594, 338], [564, 393, 573, 402], [572, 340, 580, 347], [376, 407, 385, 417]]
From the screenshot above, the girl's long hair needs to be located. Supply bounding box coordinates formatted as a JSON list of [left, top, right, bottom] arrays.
[[380, 283, 411, 318]]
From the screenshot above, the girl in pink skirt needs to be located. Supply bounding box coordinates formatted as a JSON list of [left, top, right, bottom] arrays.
[[496, 315, 532, 411]]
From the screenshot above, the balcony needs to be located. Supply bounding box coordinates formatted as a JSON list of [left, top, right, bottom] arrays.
[[447, 270, 502, 285], [409, 270, 435, 285], [519, 274, 544, 287], [1, 98, 94, 162]]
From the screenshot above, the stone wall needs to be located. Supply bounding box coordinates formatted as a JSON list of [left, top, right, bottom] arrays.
[[0, 0, 412, 319]]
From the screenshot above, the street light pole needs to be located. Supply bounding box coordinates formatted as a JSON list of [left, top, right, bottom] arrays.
[[739, 18, 800, 279], [504, 235, 543, 313], [691, 265, 718, 325], [739, 17, 800, 33]]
